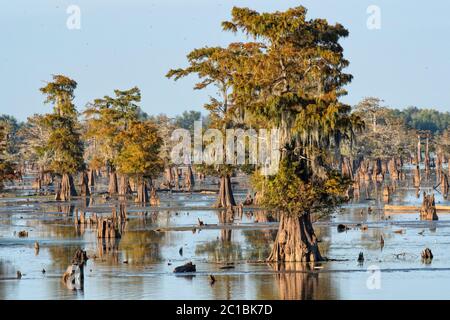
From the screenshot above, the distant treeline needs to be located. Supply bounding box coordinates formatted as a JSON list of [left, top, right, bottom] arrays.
[[391, 106, 450, 134]]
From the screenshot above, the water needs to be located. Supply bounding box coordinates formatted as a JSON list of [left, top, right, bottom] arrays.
[[1, 170, 450, 299]]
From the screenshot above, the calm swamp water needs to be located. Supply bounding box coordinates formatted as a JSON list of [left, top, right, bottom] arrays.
[[1, 168, 450, 300]]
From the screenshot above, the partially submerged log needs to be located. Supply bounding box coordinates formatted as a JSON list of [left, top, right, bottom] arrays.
[[173, 262, 196, 273]]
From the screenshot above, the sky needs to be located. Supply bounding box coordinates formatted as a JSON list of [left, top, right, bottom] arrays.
[[1, 0, 450, 121]]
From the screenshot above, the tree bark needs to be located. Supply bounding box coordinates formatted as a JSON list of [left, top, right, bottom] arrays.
[[79, 171, 90, 197], [184, 165, 195, 191], [118, 174, 132, 196], [215, 174, 236, 208], [88, 169, 95, 187], [135, 177, 149, 203], [108, 171, 118, 195], [420, 192, 438, 221], [268, 213, 323, 262], [57, 173, 77, 201]]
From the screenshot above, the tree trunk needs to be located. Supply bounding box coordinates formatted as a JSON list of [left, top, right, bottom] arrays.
[[135, 177, 149, 203], [88, 169, 95, 187], [57, 173, 77, 201], [184, 165, 195, 191], [441, 173, 449, 199], [79, 171, 90, 197], [118, 174, 132, 196], [108, 171, 118, 195], [215, 175, 236, 208], [413, 164, 421, 188], [268, 213, 323, 262]]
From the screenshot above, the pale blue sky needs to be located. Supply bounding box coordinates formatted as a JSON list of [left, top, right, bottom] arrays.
[[1, 0, 450, 121]]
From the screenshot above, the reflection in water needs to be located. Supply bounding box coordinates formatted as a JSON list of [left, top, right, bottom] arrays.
[[271, 263, 336, 300], [1, 169, 450, 299]]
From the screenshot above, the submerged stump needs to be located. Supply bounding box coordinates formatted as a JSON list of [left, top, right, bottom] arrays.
[[62, 249, 88, 290], [420, 192, 438, 221]]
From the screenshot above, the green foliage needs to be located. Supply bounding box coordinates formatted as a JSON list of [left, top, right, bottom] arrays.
[[252, 158, 350, 217], [174, 110, 202, 133], [0, 123, 18, 189], [392, 106, 450, 134], [39, 75, 84, 175], [83, 87, 142, 170], [114, 120, 163, 178]]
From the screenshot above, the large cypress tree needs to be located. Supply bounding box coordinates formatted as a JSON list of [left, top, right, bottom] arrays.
[[39, 75, 84, 201]]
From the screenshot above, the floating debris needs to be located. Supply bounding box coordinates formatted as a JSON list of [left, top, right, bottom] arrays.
[[16, 271, 22, 279], [179, 247, 183, 256], [337, 224, 349, 232], [18, 230, 28, 238], [219, 265, 235, 270], [174, 262, 196, 273]]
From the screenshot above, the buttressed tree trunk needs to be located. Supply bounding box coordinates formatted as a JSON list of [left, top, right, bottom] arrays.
[[136, 177, 149, 203], [215, 174, 236, 208], [268, 213, 323, 262], [118, 174, 132, 196], [108, 171, 118, 195], [57, 174, 77, 201], [420, 192, 438, 221], [79, 171, 90, 197]]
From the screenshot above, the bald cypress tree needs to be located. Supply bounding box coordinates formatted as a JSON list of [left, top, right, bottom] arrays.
[[84, 87, 141, 197], [39, 75, 84, 201], [222, 6, 359, 262]]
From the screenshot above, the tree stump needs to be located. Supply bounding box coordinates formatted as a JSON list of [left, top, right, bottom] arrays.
[[62, 249, 88, 290], [420, 192, 438, 221], [421, 248, 433, 264], [97, 217, 121, 239]]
